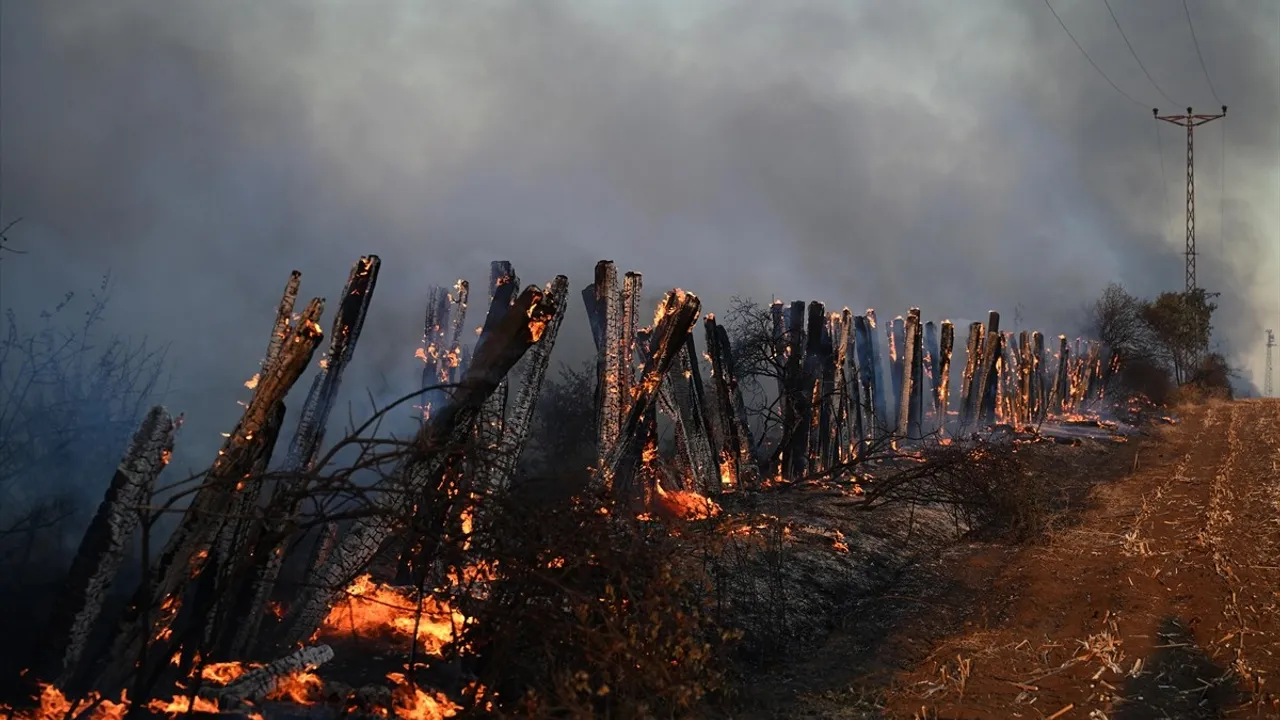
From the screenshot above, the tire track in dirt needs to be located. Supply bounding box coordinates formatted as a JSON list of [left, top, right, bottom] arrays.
[[872, 401, 1280, 718]]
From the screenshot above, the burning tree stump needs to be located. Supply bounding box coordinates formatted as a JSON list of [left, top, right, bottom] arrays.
[[278, 284, 560, 650], [830, 309, 855, 467], [38, 406, 179, 692], [1031, 331, 1047, 423]]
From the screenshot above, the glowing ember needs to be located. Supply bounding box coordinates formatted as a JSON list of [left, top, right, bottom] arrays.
[[653, 485, 721, 520], [0, 683, 127, 720], [315, 574, 464, 655], [267, 671, 324, 705], [201, 661, 254, 685], [386, 672, 461, 720], [147, 695, 220, 715], [244, 373, 260, 390]]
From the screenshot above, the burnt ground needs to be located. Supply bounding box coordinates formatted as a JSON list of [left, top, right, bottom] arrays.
[[740, 399, 1280, 719]]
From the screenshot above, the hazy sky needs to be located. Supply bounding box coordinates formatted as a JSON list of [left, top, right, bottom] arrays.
[[1, 0, 1277, 460]]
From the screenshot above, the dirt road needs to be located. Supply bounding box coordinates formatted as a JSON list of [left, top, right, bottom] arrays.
[[786, 400, 1280, 719]]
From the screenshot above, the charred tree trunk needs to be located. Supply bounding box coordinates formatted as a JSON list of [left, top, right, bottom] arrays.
[[227, 256, 380, 658], [1050, 335, 1071, 415], [661, 334, 719, 495], [585, 262, 624, 474], [923, 320, 940, 431], [803, 302, 828, 477], [603, 290, 701, 503], [491, 275, 570, 490], [1031, 331, 1047, 423], [39, 407, 178, 693], [277, 284, 560, 651], [960, 322, 985, 430], [887, 317, 905, 431], [852, 315, 877, 451], [898, 309, 925, 441], [779, 301, 808, 481], [974, 312, 1002, 426], [473, 262, 520, 490], [938, 321, 955, 436], [97, 290, 325, 694]]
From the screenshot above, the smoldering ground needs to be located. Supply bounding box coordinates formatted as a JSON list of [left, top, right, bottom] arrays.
[[1, 0, 1277, 478]]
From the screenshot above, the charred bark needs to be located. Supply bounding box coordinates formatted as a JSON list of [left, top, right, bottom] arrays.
[[603, 290, 701, 503], [97, 292, 325, 693], [804, 302, 829, 477], [39, 407, 178, 692], [852, 315, 877, 450], [974, 312, 1002, 426], [207, 644, 334, 707], [661, 334, 719, 494], [865, 310, 889, 436], [960, 322, 985, 429], [897, 309, 924, 440], [227, 256, 380, 658], [938, 321, 955, 436], [473, 262, 520, 490], [779, 301, 808, 481], [887, 317, 905, 430]]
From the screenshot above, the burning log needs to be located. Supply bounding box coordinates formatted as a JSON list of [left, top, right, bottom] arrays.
[[937, 321, 954, 435], [223, 256, 381, 658], [490, 275, 570, 490], [830, 310, 854, 467], [97, 289, 326, 692], [38, 406, 178, 691], [620, 272, 643, 413], [205, 644, 334, 707], [1031, 331, 1047, 423], [775, 301, 806, 480], [704, 314, 760, 491], [473, 261, 520, 490], [418, 287, 451, 422], [804, 302, 830, 476], [901, 309, 925, 440], [279, 284, 560, 649], [974, 311, 1002, 425], [659, 334, 719, 495], [960, 321, 985, 428], [583, 262, 624, 473], [1050, 335, 1071, 414], [923, 321, 940, 429]]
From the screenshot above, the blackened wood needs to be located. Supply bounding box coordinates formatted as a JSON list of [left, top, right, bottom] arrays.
[[865, 310, 889, 436], [40, 407, 177, 692], [960, 321, 985, 428], [97, 295, 325, 693], [923, 321, 940, 428], [852, 315, 877, 449], [779, 301, 807, 481], [589, 262, 623, 473], [1031, 331, 1047, 423], [803, 302, 828, 476], [974, 311, 1002, 425], [887, 317, 905, 430], [901, 309, 925, 440], [1050, 335, 1071, 414], [714, 320, 760, 489], [938, 321, 955, 435], [661, 334, 719, 494], [603, 290, 701, 503], [419, 286, 452, 422]]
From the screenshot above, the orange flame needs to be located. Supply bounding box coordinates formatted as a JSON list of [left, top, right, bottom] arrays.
[[314, 574, 464, 656]]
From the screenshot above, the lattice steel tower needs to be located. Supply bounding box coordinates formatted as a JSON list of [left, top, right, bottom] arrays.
[[1154, 106, 1227, 292], [1266, 329, 1275, 398]]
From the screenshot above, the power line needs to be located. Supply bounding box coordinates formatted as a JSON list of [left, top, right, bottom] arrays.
[[1101, 0, 1177, 106], [1182, 0, 1224, 106], [1155, 123, 1171, 237], [1041, 0, 1148, 108]]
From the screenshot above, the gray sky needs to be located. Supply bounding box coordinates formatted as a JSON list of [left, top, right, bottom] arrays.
[[1, 0, 1277, 460]]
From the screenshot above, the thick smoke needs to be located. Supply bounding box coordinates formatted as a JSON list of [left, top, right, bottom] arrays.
[[1, 0, 1277, 471]]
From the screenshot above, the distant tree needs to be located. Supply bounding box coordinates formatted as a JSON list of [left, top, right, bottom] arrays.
[[1089, 283, 1153, 363], [1138, 289, 1216, 386]]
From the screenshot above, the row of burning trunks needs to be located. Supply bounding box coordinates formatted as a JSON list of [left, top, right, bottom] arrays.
[[13, 255, 1111, 717], [575, 264, 1115, 493]]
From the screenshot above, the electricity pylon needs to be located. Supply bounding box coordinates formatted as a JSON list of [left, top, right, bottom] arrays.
[[1154, 106, 1227, 293]]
